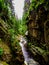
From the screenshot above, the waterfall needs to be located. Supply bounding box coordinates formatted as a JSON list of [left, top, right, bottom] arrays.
[[19, 35, 40, 65], [12, 0, 25, 19]]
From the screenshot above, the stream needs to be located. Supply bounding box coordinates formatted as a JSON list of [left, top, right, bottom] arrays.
[[18, 35, 40, 65]]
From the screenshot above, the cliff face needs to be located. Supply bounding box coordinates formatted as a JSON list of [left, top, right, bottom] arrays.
[[26, 4, 49, 65], [27, 6, 49, 45]]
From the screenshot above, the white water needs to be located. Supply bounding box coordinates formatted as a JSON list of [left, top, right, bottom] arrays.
[[19, 35, 40, 65], [12, 0, 25, 19]]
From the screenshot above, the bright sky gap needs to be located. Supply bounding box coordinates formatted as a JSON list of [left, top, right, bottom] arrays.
[[12, 0, 25, 19]]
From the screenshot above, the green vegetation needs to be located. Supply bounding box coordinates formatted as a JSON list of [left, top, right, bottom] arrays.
[[0, 0, 27, 65], [29, 0, 49, 11], [0, 48, 3, 55], [0, 0, 49, 65], [25, 0, 49, 65]]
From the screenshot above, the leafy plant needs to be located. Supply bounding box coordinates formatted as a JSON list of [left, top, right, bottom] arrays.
[[29, 0, 49, 11], [18, 24, 27, 35]]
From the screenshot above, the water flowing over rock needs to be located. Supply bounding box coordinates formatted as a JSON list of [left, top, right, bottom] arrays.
[[18, 35, 40, 65]]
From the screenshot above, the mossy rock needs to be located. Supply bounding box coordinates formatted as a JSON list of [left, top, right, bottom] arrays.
[[0, 61, 9, 65], [0, 40, 12, 62]]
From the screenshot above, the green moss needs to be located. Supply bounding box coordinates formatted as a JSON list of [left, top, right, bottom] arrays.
[[0, 61, 9, 65]]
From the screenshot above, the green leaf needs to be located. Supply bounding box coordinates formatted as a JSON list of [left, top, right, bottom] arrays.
[[0, 48, 3, 55]]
